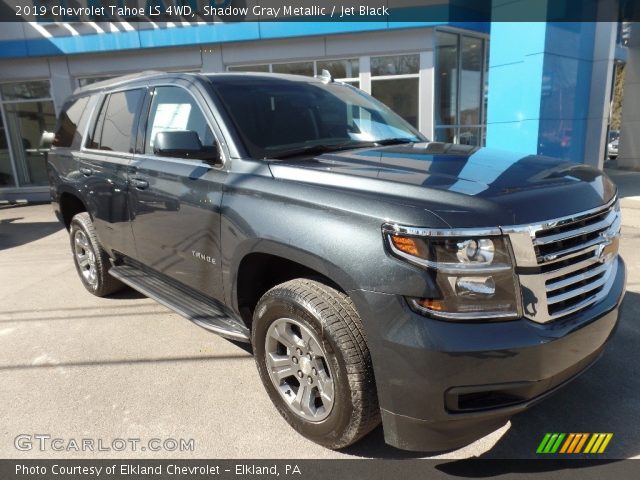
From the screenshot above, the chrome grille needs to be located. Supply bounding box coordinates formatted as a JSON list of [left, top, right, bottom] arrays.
[[505, 198, 621, 324]]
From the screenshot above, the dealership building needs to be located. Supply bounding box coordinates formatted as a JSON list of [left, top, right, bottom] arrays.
[[0, 5, 635, 202]]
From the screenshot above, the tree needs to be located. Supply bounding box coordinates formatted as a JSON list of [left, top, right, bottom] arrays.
[[611, 63, 625, 131]]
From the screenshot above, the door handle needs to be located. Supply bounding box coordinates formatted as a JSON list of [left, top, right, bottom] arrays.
[[130, 178, 149, 190], [79, 167, 93, 176]]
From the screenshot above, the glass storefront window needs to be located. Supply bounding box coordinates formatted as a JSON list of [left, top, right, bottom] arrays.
[[434, 127, 455, 144], [0, 81, 51, 101], [0, 114, 15, 187], [227, 59, 360, 84], [435, 31, 458, 127], [370, 54, 420, 128], [435, 31, 488, 146], [272, 62, 314, 76], [77, 76, 114, 88], [4, 101, 56, 186], [1, 80, 56, 188], [227, 64, 270, 73], [460, 36, 483, 126], [371, 54, 419, 76], [317, 59, 359, 79], [458, 126, 481, 145], [371, 78, 419, 128]]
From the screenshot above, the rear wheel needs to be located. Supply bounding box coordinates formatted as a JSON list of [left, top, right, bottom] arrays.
[[69, 212, 123, 297], [252, 278, 380, 449]]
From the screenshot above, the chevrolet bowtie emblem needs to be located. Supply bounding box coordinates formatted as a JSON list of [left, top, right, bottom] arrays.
[[595, 230, 620, 263]]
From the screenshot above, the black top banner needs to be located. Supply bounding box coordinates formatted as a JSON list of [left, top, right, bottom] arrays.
[[0, 0, 639, 23]]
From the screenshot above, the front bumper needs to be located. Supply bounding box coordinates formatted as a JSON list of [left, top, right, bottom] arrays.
[[350, 256, 626, 452]]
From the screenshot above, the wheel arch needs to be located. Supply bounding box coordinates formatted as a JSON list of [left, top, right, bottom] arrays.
[[231, 243, 358, 331], [59, 190, 88, 230]]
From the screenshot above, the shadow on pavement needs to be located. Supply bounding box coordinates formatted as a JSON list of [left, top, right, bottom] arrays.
[[343, 291, 639, 461], [0, 353, 253, 372], [341, 426, 440, 459], [0, 217, 62, 250], [109, 288, 145, 300], [478, 290, 639, 461]]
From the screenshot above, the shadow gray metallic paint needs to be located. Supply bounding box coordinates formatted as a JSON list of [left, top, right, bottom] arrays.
[[47, 73, 625, 452]]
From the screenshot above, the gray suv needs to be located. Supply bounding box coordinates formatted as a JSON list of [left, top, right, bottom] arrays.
[[47, 72, 626, 452]]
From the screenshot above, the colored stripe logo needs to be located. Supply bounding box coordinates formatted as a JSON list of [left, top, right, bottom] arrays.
[[536, 433, 613, 454]]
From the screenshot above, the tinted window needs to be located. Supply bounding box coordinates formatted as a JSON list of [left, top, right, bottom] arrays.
[[98, 90, 144, 152], [145, 87, 215, 155], [86, 96, 107, 150], [53, 96, 89, 148], [211, 77, 422, 159]]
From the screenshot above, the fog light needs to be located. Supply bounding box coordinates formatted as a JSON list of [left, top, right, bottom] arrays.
[[456, 239, 495, 264], [455, 276, 496, 297]]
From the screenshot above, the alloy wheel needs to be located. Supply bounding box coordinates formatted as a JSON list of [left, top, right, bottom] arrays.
[[73, 230, 97, 286], [264, 317, 335, 422]]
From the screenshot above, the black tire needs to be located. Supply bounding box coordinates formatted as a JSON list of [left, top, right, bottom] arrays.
[[69, 212, 123, 297], [252, 278, 380, 449]]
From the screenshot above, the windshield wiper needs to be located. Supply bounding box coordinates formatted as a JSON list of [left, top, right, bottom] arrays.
[[374, 137, 417, 146], [269, 141, 374, 160], [269, 138, 417, 160]]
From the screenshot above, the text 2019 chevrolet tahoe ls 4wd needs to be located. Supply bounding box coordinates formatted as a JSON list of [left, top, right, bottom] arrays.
[[47, 72, 626, 452]]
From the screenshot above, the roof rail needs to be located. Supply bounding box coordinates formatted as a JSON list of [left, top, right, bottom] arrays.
[[73, 70, 168, 95]]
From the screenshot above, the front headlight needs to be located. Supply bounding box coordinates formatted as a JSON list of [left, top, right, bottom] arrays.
[[383, 225, 521, 321]]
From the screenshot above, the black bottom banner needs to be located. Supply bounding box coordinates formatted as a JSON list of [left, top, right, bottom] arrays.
[[0, 459, 638, 480]]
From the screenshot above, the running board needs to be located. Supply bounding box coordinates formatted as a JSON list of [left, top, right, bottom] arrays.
[[109, 264, 250, 342]]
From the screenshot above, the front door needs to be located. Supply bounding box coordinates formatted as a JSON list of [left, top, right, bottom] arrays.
[[128, 84, 226, 301]]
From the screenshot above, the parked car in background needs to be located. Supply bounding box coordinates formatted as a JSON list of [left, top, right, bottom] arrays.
[[46, 72, 626, 452], [607, 129, 620, 160], [608, 138, 619, 160]]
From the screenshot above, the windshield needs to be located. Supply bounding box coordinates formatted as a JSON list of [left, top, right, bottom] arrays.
[[210, 75, 425, 159]]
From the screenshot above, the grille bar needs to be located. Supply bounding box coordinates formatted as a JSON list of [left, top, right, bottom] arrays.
[[545, 261, 609, 292], [506, 197, 620, 323], [537, 199, 619, 321], [545, 292, 601, 320], [546, 273, 608, 305], [533, 209, 616, 246], [541, 255, 603, 278], [538, 239, 603, 263]]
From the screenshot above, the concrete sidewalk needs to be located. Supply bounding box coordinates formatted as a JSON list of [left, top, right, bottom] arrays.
[[0, 201, 638, 460]]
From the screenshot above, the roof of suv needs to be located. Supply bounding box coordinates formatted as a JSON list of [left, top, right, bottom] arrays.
[[74, 71, 328, 96]]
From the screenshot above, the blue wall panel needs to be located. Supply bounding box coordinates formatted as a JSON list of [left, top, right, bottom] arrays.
[[257, 21, 388, 39], [486, 20, 597, 163], [25, 31, 141, 57], [485, 22, 546, 154], [137, 23, 260, 48], [0, 19, 489, 59]]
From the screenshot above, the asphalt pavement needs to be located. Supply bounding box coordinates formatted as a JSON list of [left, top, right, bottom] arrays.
[[1, 167, 638, 459]]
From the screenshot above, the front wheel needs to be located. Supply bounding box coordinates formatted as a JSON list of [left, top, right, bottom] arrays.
[[252, 278, 380, 449]]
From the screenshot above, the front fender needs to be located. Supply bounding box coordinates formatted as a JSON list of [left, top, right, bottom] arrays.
[[220, 176, 445, 313]]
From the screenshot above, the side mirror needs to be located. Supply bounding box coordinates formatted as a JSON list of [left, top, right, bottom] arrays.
[[153, 130, 219, 163], [40, 130, 55, 149]]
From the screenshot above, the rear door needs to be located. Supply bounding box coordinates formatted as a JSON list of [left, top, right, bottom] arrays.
[[49, 95, 93, 198], [128, 83, 226, 301], [79, 88, 145, 258]]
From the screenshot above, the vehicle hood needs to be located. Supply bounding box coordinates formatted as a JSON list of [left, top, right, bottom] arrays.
[[268, 142, 617, 227]]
